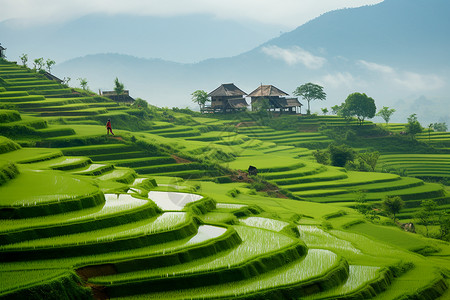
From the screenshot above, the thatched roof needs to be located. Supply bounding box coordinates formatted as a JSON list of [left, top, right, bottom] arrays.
[[0, 44, 5, 50], [42, 71, 63, 83], [208, 83, 247, 97], [101, 90, 135, 103], [277, 98, 302, 108], [247, 85, 289, 97], [228, 98, 249, 108]]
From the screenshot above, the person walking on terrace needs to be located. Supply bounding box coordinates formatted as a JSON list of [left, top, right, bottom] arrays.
[[106, 119, 114, 135]]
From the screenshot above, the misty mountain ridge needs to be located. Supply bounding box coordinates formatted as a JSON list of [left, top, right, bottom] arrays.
[[51, 0, 450, 125], [1, 13, 283, 63]]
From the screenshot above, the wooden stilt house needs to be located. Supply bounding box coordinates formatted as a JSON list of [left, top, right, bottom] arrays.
[[248, 85, 302, 114], [207, 83, 248, 113]]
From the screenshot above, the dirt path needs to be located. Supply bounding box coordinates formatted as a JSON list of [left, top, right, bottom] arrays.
[[76, 264, 117, 300]]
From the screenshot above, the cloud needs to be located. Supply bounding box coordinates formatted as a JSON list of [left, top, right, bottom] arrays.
[[358, 60, 394, 74], [319, 72, 362, 89], [261, 45, 326, 69], [0, 0, 384, 28], [358, 60, 445, 92]]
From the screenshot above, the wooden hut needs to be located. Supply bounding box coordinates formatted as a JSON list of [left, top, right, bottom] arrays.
[[248, 85, 302, 114], [0, 44, 6, 59], [100, 90, 135, 104], [207, 83, 248, 113]]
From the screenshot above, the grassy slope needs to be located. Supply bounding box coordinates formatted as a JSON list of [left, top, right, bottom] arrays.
[[1, 59, 449, 299]]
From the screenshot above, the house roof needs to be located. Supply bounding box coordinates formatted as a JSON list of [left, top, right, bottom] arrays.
[[101, 90, 135, 103], [208, 83, 247, 97], [247, 85, 289, 97], [280, 98, 302, 107], [42, 71, 63, 83], [0, 44, 5, 50], [227, 98, 249, 108]]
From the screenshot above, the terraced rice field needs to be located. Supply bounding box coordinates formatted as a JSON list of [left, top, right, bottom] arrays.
[[377, 154, 450, 178], [1, 59, 449, 299]]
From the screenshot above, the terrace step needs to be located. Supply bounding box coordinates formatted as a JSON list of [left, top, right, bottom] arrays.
[[0, 212, 198, 260], [0, 161, 20, 186], [150, 169, 221, 179], [0, 194, 160, 244], [282, 171, 400, 192], [89, 225, 307, 296], [272, 168, 348, 186], [0, 136, 21, 154], [96, 167, 137, 184], [0, 95, 46, 102], [110, 249, 348, 299], [133, 162, 205, 174], [113, 156, 176, 168], [0, 269, 92, 299], [23, 155, 92, 171], [61, 143, 141, 156], [71, 163, 115, 176], [39, 108, 108, 117], [147, 191, 215, 213], [262, 164, 326, 180], [303, 265, 393, 299], [0, 169, 104, 219]]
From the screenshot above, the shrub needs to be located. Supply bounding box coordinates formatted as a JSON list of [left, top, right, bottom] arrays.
[[312, 149, 330, 165], [226, 188, 241, 198], [329, 143, 355, 167]]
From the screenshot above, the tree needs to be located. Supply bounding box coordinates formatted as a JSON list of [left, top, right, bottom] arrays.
[[20, 54, 28, 67], [433, 122, 448, 132], [415, 199, 437, 237], [331, 105, 341, 115], [132, 98, 148, 109], [328, 144, 355, 167], [405, 113, 422, 138], [293, 83, 326, 115], [114, 77, 125, 102], [78, 78, 88, 90], [358, 151, 380, 172], [428, 123, 433, 141], [343, 92, 376, 125], [437, 212, 450, 241], [63, 77, 71, 86], [321, 107, 328, 115], [382, 196, 404, 222], [33, 57, 44, 70], [376, 106, 396, 125], [252, 98, 271, 118], [45, 59, 56, 73], [191, 90, 209, 112]]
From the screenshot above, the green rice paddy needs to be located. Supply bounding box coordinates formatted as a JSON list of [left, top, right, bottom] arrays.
[[0, 58, 449, 299]]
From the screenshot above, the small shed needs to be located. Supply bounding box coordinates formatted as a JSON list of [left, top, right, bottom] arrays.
[[42, 71, 63, 84], [207, 83, 248, 113], [248, 85, 302, 114], [100, 90, 135, 104], [0, 44, 6, 59]]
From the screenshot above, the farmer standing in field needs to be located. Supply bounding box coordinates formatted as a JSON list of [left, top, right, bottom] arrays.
[[106, 119, 114, 135]]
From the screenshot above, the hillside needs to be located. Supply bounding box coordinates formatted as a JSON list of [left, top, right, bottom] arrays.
[[1, 59, 449, 299], [51, 0, 450, 125]]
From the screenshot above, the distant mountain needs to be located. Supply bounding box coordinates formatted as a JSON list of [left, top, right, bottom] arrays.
[[262, 0, 450, 70], [54, 0, 450, 125], [0, 14, 282, 63]]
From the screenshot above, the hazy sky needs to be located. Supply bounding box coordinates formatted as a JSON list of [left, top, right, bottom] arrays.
[[0, 0, 383, 29]]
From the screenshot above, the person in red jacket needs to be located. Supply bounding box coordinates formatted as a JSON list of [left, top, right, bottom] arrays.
[[106, 119, 114, 135]]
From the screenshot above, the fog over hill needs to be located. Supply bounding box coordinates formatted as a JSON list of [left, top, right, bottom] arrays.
[[52, 0, 449, 125]]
